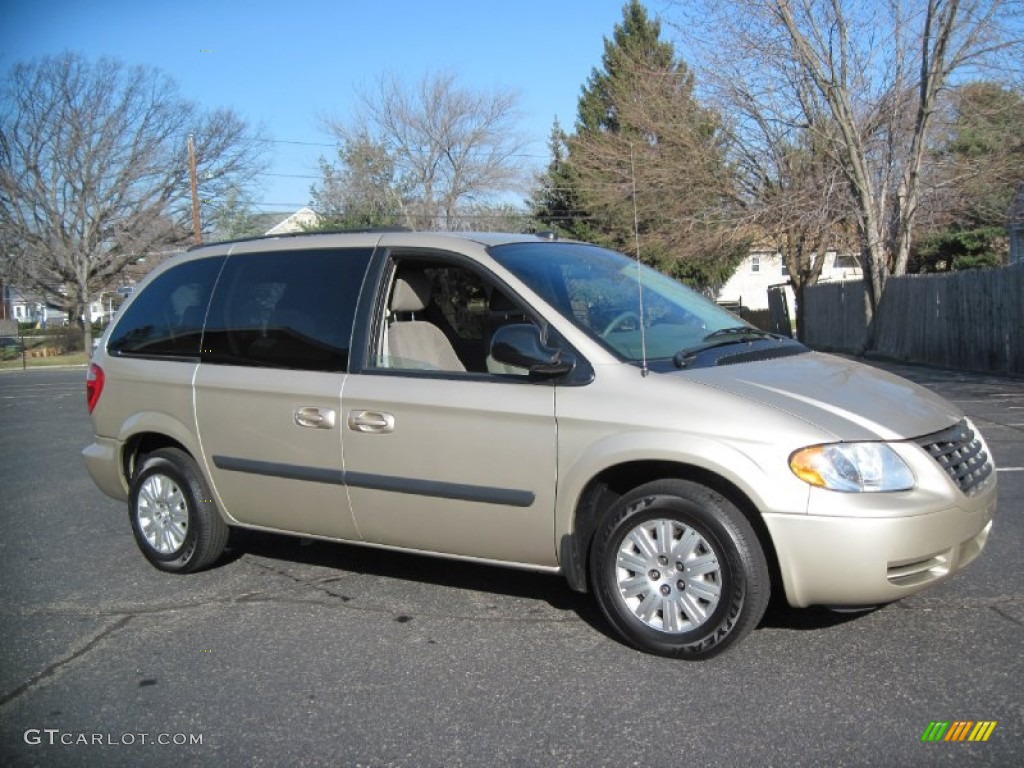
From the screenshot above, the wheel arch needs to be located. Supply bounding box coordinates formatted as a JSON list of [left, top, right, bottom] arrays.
[[116, 409, 204, 485], [560, 460, 782, 599], [122, 432, 196, 486]]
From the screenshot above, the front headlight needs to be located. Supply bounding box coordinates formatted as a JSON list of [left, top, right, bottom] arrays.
[[789, 443, 915, 492]]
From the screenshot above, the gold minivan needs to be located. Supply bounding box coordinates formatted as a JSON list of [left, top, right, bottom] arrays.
[[83, 231, 997, 658]]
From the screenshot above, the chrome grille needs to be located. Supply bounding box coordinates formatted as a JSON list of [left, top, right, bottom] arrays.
[[916, 419, 993, 496]]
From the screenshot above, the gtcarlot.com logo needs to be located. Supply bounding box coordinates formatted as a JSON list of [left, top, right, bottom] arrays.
[[921, 721, 997, 743], [24, 729, 203, 746]]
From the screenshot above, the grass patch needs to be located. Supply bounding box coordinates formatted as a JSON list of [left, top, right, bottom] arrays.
[[0, 351, 89, 370]]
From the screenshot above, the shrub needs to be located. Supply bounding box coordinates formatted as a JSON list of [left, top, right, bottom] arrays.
[[56, 325, 84, 354]]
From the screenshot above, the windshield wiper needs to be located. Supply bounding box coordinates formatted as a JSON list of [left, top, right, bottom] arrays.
[[702, 325, 780, 341], [673, 327, 790, 368]]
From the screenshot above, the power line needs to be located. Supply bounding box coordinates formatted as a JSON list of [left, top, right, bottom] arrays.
[[257, 172, 321, 180], [244, 135, 552, 161]]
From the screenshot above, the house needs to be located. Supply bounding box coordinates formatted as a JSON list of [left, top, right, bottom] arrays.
[[715, 250, 862, 311], [2, 276, 162, 328], [2, 285, 68, 327], [262, 206, 319, 235], [207, 207, 321, 243]]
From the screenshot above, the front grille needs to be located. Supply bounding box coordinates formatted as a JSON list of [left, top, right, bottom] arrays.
[[916, 419, 993, 496]]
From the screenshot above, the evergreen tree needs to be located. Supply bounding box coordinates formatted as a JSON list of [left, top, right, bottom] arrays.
[[914, 81, 1024, 271], [532, 0, 745, 288], [576, 0, 676, 135], [209, 186, 267, 240], [529, 119, 594, 240], [307, 133, 404, 231]]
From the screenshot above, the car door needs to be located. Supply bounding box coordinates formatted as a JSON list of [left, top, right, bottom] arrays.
[[194, 245, 373, 541], [341, 255, 559, 567]]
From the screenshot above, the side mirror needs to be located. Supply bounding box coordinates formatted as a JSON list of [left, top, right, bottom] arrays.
[[490, 324, 575, 376]]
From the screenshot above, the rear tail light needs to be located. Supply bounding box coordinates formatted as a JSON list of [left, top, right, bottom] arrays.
[[86, 363, 105, 414]]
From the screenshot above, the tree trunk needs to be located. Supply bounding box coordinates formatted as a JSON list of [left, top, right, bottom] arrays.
[[793, 281, 806, 342], [82, 320, 93, 358], [70, 297, 92, 356]]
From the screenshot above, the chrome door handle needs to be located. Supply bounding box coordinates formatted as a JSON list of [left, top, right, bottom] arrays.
[[347, 410, 395, 433], [294, 406, 336, 429]]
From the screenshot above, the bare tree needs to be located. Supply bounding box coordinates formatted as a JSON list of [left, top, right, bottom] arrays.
[[672, 0, 1022, 328], [0, 53, 266, 349], [323, 71, 528, 230], [722, 78, 855, 337]]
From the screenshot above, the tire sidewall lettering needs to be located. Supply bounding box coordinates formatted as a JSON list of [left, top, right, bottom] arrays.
[[589, 481, 768, 659]]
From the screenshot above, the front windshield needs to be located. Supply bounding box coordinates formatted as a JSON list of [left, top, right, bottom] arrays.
[[490, 242, 745, 362]]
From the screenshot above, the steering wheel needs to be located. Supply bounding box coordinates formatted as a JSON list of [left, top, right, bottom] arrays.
[[600, 311, 642, 339]]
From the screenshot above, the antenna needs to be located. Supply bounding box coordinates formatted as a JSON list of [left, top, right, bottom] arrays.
[[629, 143, 649, 377]]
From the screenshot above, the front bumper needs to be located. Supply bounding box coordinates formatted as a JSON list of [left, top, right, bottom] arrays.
[[764, 486, 997, 608]]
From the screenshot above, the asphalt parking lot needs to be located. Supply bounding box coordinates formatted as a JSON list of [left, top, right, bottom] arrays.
[[0, 361, 1021, 767]]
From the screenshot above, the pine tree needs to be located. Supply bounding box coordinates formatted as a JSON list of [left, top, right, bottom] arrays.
[[533, 0, 746, 288], [530, 119, 594, 240], [576, 0, 677, 135]]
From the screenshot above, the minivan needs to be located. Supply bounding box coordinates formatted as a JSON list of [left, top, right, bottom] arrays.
[[84, 231, 997, 658]]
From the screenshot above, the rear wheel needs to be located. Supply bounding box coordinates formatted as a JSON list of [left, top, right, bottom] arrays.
[[589, 479, 770, 659], [129, 448, 228, 573]]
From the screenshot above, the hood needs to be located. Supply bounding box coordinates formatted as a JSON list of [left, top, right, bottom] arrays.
[[678, 352, 961, 442]]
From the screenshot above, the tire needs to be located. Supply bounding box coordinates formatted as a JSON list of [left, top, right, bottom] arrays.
[[129, 448, 229, 573], [589, 479, 770, 659]]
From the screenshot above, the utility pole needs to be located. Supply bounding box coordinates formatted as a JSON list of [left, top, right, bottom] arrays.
[[188, 134, 202, 245]]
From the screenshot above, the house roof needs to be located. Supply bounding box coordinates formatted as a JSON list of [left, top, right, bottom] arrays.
[[263, 207, 319, 235]]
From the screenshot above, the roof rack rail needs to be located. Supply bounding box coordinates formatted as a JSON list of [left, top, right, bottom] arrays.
[[188, 226, 414, 251]]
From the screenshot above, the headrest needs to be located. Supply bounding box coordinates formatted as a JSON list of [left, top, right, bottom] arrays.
[[390, 273, 432, 313]]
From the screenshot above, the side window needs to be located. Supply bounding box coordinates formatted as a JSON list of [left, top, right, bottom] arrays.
[[202, 248, 372, 372], [376, 260, 533, 375], [108, 256, 224, 358]]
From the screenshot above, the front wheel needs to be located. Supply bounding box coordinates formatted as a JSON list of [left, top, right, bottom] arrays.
[[589, 479, 770, 659], [129, 448, 229, 573]]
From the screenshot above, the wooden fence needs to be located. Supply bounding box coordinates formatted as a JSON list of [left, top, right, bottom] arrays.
[[803, 266, 1023, 374], [801, 281, 869, 353]]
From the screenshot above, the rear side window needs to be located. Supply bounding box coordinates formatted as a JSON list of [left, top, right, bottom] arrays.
[[202, 248, 372, 372], [107, 256, 224, 359]]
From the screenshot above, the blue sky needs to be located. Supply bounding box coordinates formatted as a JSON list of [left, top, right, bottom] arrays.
[[1, 0, 655, 213]]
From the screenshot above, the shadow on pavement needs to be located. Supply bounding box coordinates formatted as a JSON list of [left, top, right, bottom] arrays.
[[224, 528, 873, 646]]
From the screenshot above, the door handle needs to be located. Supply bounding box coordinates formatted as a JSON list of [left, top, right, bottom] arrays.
[[294, 406, 337, 429], [347, 410, 395, 434]]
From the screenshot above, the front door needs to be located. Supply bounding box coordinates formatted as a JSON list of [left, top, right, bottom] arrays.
[[341, 257, 558, 566], [341, 374, 557, 565]]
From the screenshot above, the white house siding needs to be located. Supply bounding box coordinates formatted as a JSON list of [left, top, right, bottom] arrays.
[[6, 293, 63, 326], [6, 291, 108, 326], [716, 251, 862, 310]]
